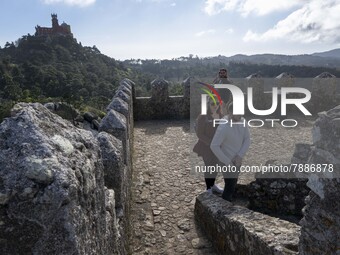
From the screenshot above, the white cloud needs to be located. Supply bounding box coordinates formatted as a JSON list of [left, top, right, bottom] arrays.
[[195, 29, 216, 37], [204, 0, 239, 16], [243, 0, 340, 44], [204, 0, 302, 16], [225, 28, 234, 34], [170, 2, 176, 7], [42, 0, 95, 7]]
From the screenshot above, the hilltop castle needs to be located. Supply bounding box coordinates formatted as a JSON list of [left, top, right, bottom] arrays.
[[35, 14, 73, 37]]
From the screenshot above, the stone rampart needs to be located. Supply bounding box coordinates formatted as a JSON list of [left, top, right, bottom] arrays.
[[0, 79, 135, 254], [195, 193, 300, 255]]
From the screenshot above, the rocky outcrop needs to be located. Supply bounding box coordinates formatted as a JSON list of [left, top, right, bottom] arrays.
[[299, 105, 340, 255], [195, 193, 300, 255], [0, 103, 120, 254], [0, 79, 135, 254]]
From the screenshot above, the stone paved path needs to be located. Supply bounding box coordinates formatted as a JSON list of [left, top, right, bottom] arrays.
[[130, 119, 313, 255], [130, 120, 217, 255]]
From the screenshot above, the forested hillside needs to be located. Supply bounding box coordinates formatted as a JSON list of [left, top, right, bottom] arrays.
[[0, 35, 131, 120], [2, 34, 340, 121]]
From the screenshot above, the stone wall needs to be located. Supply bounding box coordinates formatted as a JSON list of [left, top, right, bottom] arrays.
[[248, 177, 309, 217], [194, 104, 340, 254], [134, 78, 190, 120], [0, 79, 135, 254], [246, 144, 312, 217], [299, 105, 340, 255], [195, 193, 301, 255], [133, 74, 339, 120], [100, 78, 135, 253]]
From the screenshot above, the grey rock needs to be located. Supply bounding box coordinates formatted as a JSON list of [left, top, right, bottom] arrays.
[[191, 237, 212, 249], [107, 97, 129, 118], [292, 143, 312, 163], [151, 78, 169, 101], [83, 111, 98, 122], [0, 103, 122, 255], [120, 78, 134, 91], [44, 102, 56, 111], [97, 132, 125, 209], [0, 193, 9, 205], [99, 110, 127, 163], [177, 218, 190, 231], [299, 105, 340, 255], [159, 230, 166, 237], [24, 157, 55, 184], [99, 109, 126, 137], [118, 85, 131, 96], [115, 90, 130, 103], [91, 119, 100, 130]]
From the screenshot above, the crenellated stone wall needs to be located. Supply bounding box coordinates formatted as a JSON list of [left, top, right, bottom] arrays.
[[0, 79, 135, 255], [134, 73, 339, 120], [100, 78, 135, 253], [134, 78, 190, 120]]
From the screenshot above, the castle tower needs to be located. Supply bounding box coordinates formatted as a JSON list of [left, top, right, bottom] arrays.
[[35, 14, 73, 37], [51, 13, 59, 28]]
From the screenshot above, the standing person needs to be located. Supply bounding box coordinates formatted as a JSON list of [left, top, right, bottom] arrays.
[[210, 103, 251, 201], [213, 68, 232, 106], [213, 68, 232, 84], [193, 97, 224, 193]]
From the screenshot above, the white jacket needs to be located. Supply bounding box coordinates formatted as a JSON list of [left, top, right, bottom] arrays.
[[210, 116, 250, 165]]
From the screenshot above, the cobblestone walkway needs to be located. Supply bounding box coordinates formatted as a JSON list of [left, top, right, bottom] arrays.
[[130, 119, 313, 254], [130, 120, 216, 255]]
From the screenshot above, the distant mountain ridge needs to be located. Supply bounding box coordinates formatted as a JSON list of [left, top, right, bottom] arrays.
[[312, 48, 340, 59], [202, 49, 340, 68]]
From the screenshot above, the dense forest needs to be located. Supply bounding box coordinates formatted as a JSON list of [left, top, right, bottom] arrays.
[[1, 34, 340, 122], [0, 34, 134, 120], [124, 55, 340, 81]]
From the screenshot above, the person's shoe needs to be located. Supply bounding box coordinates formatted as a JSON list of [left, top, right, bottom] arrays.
[[206, 188, 212, 194], [212, 184, 223, 194]]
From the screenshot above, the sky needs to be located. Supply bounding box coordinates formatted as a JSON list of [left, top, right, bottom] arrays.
[[1, 0, 340, 60]]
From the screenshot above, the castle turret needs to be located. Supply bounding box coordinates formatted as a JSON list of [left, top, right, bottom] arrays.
[[51, 13, 59, 29]]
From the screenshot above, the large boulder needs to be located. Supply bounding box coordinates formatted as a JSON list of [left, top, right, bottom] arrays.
[[299, 105, 340, 255], [0, 103, 120, 254]]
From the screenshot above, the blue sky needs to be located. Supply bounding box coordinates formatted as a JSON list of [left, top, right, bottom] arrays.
[[1, 0, 340, 60]]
